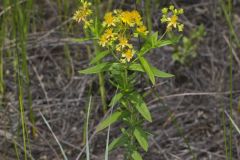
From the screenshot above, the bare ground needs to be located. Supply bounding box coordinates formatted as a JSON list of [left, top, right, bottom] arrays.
[[0, 0, 240, 160]]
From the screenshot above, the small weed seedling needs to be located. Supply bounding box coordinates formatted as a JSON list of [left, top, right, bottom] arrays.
[[74, 1, 183, 159]]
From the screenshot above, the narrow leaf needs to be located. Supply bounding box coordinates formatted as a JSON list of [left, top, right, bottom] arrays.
[[151, 32, 158, 47], [151, 66, 174, 78], [134, 127, 148, 151], [90, 50, 110, 64], [156, 39, 175, 48], [225, 111, 240, 135], [139, 43, 152, 56], [109, 92, 123, 107], [129, 63, 174, 78], [40, 112, 68, 160], [108, 135, 127, 151], [139, 37, 179, 56], [131, 150, 143, 160], [129, 93, 152, 122], [139, 57, 155, 85], [135, 99, 152, 122], [96, 111, 122, 132], [79, 62, 112, 74]]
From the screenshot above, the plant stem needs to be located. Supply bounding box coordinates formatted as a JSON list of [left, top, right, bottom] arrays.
[[94, 0, 107, 113], [145, 0, 152, 31], [99, 72, 107, 112]]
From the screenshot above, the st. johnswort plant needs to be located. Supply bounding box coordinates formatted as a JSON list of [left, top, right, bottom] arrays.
[[74, 1, 184, 159]]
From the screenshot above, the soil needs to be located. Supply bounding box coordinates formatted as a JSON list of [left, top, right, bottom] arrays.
[[0, 0, 240, 160]]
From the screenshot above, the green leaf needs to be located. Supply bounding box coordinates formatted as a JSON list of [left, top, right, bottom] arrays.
[[131, 150, 143, 160], [139, 43, 152, 56], [139, 57, 155, 85], [150, 32, 158, 47], [79, 62, 113, 74], [138, 32, 158, 56], [90, 50, 110, 65], [109, 92, 123, 107], [135, 98, 152, 122], [129, 93, 152, 122], [94, 17, 101, 37], [151, 66, 174, 78], [96, 111, 122, 132], [134, 127, 149, 151], [156, 39, 175, 48], [139, 36, 179, 56], [108, 135, 127, 151], [71, 37, 95, 43], [129, 63, 174, 78]]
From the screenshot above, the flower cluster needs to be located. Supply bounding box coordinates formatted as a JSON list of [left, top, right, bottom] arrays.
[[73, 3, 184, 62], [99, 10, 149, 63], [75, 4, 184, 159], [161, 5, 184, 32], [73, 0, 93, 28]]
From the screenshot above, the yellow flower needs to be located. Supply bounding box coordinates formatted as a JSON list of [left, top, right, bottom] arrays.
[[73, 10, 87, 23], [167, 15, 178, 30], [122, 49, 134, 62], [116, 36, 132, 51], [137, 25, 148, 35], [103, 12, 116, 27], [131, 10, 142, 25], [99, 34, 108, 47], [120, 11, 135, 26], [73, 1, 92, 23], [99, 28, 117, 47], [120, 10, 142, 27], [105, 28, 116, 39]]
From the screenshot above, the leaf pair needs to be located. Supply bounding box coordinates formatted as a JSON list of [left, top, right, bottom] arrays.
[[108, 128, 148, 152], [139, 32, 177, 56], [130, 58, 174, 85], [79, 62, 117, 74], [80, 62, 174, 80], [128, 92, 152, 122]]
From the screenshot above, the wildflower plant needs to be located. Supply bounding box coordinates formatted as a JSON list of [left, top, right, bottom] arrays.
[[74, 1, 184, 159]]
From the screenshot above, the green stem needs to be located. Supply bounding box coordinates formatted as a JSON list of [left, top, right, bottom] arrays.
[[123, 67, 137, 160], [94, 0, 107, 113], [98, 72, 107, 112], [145, 0, 152, 31], [107, 0, 113, 12], [0, 27, 4, 97], [224, 0, 233, 159]]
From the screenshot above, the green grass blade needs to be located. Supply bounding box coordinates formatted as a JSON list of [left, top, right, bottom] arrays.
[[221, 105, 229, 160], [40, 112, 68, 160], [225, 111, 240, 135], [86, 96, 92, 160], [104, 88, 119, 160]]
